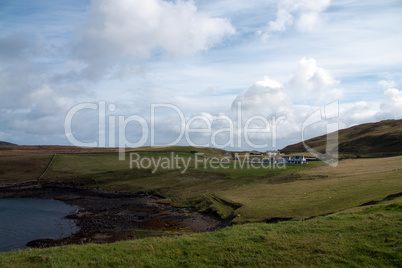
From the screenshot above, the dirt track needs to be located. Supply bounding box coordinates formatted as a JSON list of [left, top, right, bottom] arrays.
[[0, 183, 225, 248]]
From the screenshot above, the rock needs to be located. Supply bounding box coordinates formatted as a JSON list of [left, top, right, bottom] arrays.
[[26, 239, 56, 248]]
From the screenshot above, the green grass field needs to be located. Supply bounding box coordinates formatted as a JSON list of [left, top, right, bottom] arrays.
[[40, 151, 402, 223], [42, 151, 325, 219], [1, 197, 401, 267]]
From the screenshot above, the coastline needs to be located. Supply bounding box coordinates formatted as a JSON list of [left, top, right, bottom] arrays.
[[0, 182, 225, 249]]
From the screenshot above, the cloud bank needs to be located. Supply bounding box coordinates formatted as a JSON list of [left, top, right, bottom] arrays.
[[72, 0, 235, 79]]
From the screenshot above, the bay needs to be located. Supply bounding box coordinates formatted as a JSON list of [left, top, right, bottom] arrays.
[[0, 198, 79, 252]]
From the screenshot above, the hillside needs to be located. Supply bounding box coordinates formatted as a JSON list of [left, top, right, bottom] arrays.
[[281, 119, 402, 157], [0, 141, 17, 146]]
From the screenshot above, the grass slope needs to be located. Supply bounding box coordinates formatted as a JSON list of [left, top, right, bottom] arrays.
[[281, 119, 402, 157], [219, 156, 402, 223], [1, 197, 401, 267]]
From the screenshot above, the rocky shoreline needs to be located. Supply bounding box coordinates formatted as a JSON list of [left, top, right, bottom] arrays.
[[0, 182, 225, 249]]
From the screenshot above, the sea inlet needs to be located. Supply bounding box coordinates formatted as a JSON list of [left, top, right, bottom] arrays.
[[0, 198, 79, 252]]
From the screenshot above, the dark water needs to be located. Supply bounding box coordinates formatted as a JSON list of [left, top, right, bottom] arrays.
[[0, 198, 79, 252]]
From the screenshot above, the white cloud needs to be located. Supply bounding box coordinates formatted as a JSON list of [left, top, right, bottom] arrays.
[[297, 11, 320, 32], [267, 9, 293, 32], [289, 58, 340, 102], [378, 88, 402, 118], [262, 0, 331, 37], [231, 58, 341, 119], [72, 0, 235, 79], [378, 80, 396, 89], [232, 76, 290, 116], [226, 59, 341, 148], [339, 101, 378, 126], [339, 86, 402, 127]]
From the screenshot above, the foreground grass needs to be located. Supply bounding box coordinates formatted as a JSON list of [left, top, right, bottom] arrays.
[[1, 198, 401, 267]]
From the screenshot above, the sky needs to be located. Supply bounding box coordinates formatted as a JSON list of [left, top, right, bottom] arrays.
[[1, 0, 402, 150]]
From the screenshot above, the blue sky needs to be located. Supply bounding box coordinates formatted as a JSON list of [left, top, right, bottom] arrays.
[[1, 0, 401, 150]]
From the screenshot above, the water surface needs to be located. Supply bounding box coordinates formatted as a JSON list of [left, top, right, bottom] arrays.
[[0, 198, 79, 252]]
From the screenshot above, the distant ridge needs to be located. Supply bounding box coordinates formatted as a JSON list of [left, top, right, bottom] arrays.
[[281, 119, 402, 157], [0, 141, 17, 146]]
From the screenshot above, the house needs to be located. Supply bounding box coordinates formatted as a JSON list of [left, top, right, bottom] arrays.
[[289, 155, 307, 164], [278, 155, 307, 164], [224, 152, 232, 157], [266, 150, 280, 156], [278, 156, 290, 164]]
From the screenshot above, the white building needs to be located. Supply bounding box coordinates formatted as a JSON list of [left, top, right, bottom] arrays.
[[289, 155, 307, 164], [266, 150, 280, 156], [279, 155, 307, 164]]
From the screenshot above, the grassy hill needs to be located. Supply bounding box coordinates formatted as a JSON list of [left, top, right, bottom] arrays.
[[281, 119, 402, 157]]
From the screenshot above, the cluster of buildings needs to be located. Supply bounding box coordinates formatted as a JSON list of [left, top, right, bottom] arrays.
[[277, 155, 307, 164], [225, 150, 311, 164]]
